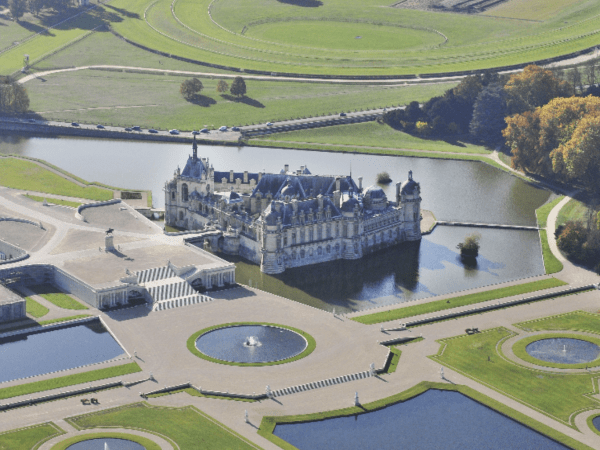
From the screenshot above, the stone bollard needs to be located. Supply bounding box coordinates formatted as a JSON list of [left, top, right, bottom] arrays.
[[245, 410, 249, 423], [354, 392, 359, 406]]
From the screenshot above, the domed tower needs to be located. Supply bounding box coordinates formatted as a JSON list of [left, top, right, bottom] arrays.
[[258, 201, 286, 274], [396, 170, 421, 241], [362, 185, 388, 211]]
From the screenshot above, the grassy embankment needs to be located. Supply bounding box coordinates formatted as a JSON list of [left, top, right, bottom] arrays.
[[258, 381, 593, 450], [67, 402, 259, 449], [0, 423, 64, 450], [28, 284, 88, 310], [557, 198, 591, 228], [24, 194, 82, 208], [146, 387, 256, 402], [535, 196, 565, 274], [352, 277, 567, 325], [25, 66, 455, 129], [25, 298, 50, 318], [0, 362, 141, 400], [432, 313, 600, 427]]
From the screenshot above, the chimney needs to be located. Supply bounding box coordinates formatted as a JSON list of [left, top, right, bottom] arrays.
[[243, 171, 248, 183], [335, 178, 341, 192], [358, 176, 363, 190], [258, 172, 263, 182], [284, 164, 289, 173], [229, 170, 234, 183]]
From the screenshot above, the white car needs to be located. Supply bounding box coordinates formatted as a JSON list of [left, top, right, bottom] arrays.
[[219, 126, 228, 131], [169, 129, 180, 135], [266, 122, 274, 126]]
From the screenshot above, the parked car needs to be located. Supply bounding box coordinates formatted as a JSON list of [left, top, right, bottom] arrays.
[[169, 129, 180, 135], [148, 129, 158, 133], [201, 128, 209, 133], [266, 122, 273, 126], [124, 127, 132, 131], [132, 126, 141, 131], [192, 130, 200, 135], [231, 126, 240, 132], [219, 126, 228, 131], [96, 124, 105, 129], [339, 112, 347, 117], [71, 122, 79, 127]]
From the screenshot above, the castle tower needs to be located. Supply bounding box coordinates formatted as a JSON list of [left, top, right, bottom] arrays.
[[397, 170, 421, 240]]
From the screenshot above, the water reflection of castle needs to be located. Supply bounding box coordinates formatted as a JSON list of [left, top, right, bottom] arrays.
[[165, 138, 422, 274]]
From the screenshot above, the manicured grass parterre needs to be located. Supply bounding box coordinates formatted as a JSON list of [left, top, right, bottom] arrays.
[[516, 311, 600, 334], [352, 277, 567, 324], [255, 122, 490, 154], [512, 332, 600, 370], [25, 194, 82, 208], [587, 414, 600, 437], [0, 362, 141, 401], [431, 327, 600, 426], [28, 284, 88, 310], [258, 381, 593, 450], [187, 322, 316, 366], [26, 297, 50, 318], [50, 432, 161, 450], [67, 402, 259, 450], [0, 423, 64, 450], [0, 158, 112, 201]]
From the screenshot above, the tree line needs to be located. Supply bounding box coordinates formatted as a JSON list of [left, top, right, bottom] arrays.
[[180, 76, 247, 100], [2, 0, 81, 21], [0, 77, 30, 113]]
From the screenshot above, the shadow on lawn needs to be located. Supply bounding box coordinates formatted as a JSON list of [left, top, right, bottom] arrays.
[[187, 94, 217, 107], [277, 0, 323, 7], [220, 94, 265, 108]]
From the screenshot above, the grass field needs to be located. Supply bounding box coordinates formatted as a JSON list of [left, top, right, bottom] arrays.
[[0, 423, 64, 450], [51, 432, 161, 450], [352, 277, 567, 324], [0, 158, 112, 201], [68, 402, 260, 449], [515, 310, 600, 333], [0, 362, 141, 400], [24, 68, 454, 129], [255, 122, 490, 154], [557, 198, 591, 228], [28, 284, 88, 310], [25, 297, 50, 318], [487, 0, 589, 21], [432, 327, 600, 425], [539, 229, 564, 274]]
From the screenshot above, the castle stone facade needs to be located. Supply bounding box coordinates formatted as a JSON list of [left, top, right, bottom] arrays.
[[165, 138, 422, 274]]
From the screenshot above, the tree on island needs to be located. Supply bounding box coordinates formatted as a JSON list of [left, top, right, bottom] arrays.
[[457, 233, 481, 257], [376, 171, 392, 184], [216, 80, 229, 93], [180, 78, 203, 100], [230, 76, 246, 98]]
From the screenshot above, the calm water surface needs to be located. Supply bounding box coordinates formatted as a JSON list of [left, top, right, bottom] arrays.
[[273, 389, 569, 450], [66, 438, 145, 450], [0, 321, 124, 383], [593, 415, 600, 432], [526, 338, 600, 364], [195, 325, 307, 363]]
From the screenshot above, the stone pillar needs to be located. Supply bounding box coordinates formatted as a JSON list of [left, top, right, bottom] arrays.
[[105, 235, 115, 251]]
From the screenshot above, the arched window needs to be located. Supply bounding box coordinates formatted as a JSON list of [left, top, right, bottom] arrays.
[[182, 183, 189, 202], [179, 211, 184, 220], [171, 191, 175, 201]]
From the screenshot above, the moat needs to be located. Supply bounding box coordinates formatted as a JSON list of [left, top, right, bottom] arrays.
[[1, 135, 552, 312]]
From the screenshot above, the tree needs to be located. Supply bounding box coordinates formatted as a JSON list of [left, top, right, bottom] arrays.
[[469, 83, 507, 144], [8, 0, 27, 20], [504, 65, 570, 114], [452, 75, 483, 104], [557, 221, 589, 258], [0, 78, 30, 113], [585, 61, 596, 88], [180, 78, 203, 100], [230, 76, 246, 98], [216, 80, 229, 93], [457, 233, 481, 257], [503, 110, 546, 175]]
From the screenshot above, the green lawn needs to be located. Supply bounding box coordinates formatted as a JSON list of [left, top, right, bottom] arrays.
[[25, 194, 82, 208], [536, 195, 565, 229], [431, 327, 600, 425], [0, 423, 64, 450], [51, 432, 161, 450], [255, 122, 490, 154], [38, 314, 92, 326], [67, 402, 260, 450], [25, 68, 454, 129], [0, 363, 141, 400], [29, 284, 88, 310], [25, 297, 50, 318], [557, 198, 591, 228], [539, 229, 563, 274], [515, 310, 600, 333], [352, 277, 567, 324], [383, 347, 401, 374], [0, 158, 112, 201]]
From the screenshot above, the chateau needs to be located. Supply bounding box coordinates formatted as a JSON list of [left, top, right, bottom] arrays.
[[165, 138, 422, 274]]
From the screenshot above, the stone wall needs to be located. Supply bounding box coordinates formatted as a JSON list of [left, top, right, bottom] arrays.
[[0, 238, 28, 265]]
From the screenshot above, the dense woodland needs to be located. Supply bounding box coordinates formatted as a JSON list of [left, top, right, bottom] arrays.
[[0, 0, 82, 21]]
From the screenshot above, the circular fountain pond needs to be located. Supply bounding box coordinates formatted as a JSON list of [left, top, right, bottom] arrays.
[[191, 323, 313, 365], [525, 337, 600, 365], [592, 415, 600, 434], [66, 438, 145, 449]]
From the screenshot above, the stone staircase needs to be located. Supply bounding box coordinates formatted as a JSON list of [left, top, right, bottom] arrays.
[[135, 265, 214, 312], [270, 370, 373, 398]]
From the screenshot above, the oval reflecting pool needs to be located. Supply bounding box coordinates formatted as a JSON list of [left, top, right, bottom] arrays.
[[593, 415, 600, 433], [66, 438, 145, 449], [525, 338, 600, 364], [195, 325, 307, 363], [273, 389, 569, 449]]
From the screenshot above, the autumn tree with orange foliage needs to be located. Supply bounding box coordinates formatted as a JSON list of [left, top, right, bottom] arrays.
[[504, 65, 571, 114], [504, 96, 600, 191]]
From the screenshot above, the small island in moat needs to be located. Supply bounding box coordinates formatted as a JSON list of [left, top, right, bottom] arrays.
[[457, 233, 481, 258]]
